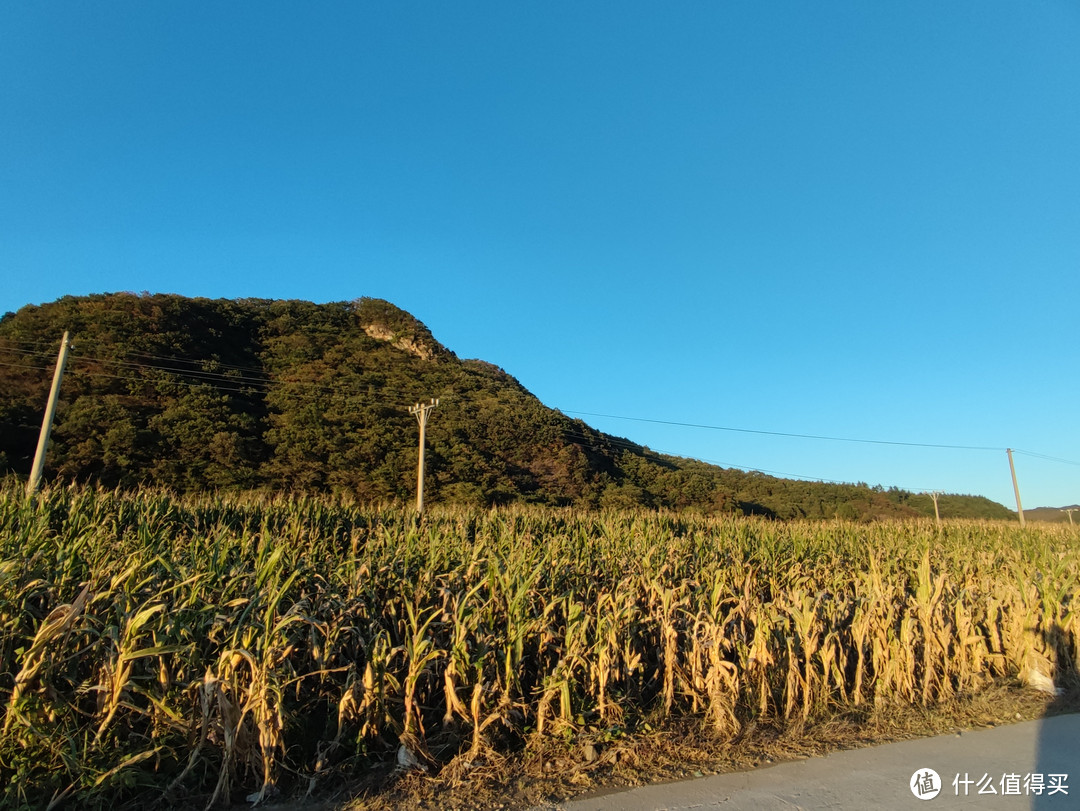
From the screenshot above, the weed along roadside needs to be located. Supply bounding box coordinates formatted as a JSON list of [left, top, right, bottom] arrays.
[[541, 712, 1080, 811], [1, 481, 1077, 809]]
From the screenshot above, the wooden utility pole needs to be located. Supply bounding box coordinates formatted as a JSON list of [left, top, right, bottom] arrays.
[[1006, 448, 1025, 528], [409, 398, 438, 515], [27, 331, 72, 497], [928, 491, 942, 528]]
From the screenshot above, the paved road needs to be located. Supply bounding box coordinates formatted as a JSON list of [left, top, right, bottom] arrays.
[[537, 714, 1080, 810]]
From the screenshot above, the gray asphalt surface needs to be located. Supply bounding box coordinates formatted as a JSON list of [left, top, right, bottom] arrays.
[[537, 713, 1080, 810]]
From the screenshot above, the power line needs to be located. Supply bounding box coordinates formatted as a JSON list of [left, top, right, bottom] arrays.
[[1010, 451, 1080, 468], [2, 353, 339, 403], [0, 349, 960, 493], [65, 351, 446, 404], [0, 346, 56, 359], [73, 356, 274, 389], [4, 343, 1077, 477], [561, 409, 1005, 452], [0, 341, 273, 377], [0, 360, 53, 372], [557, 427, 936, 492], [0, 346, 445, 409]]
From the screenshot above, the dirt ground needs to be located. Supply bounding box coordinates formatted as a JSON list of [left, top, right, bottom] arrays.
[[230, 681, 1077, 811]]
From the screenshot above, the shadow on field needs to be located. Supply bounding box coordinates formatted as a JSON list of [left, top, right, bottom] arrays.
[[1032, 624, 1080, 809]]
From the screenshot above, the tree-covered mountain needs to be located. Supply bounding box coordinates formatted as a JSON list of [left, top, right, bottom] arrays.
[[0, 294, 1015, 520]]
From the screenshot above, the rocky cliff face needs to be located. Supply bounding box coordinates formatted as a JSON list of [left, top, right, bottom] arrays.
[[361, 322, 439, 361], [353, 297, 450, 362]]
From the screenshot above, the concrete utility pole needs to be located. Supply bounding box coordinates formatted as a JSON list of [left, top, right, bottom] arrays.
[[1006, 448, 1025, 528], [27, 331, 72, 497], [1063, 508, 1077, 527], [928, 491, 942, 528], [409, 398, 438, 515]]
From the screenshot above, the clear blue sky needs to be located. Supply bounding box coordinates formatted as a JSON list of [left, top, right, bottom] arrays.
[[3, 2, 1078, 509]]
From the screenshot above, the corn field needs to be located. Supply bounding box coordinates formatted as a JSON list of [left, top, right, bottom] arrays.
[[1, 480, 1077, 809]]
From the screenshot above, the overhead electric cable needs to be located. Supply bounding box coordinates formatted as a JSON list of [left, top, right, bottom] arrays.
[[72, 355, 274, 387], [557, 427, 936, 491], [0, 346, 57, 359], [4, 345, 1073, 476], [561, 410, 1004, 451], [0, 360, 53, 372], [1011, 449, 1080, 467], [50, 350, 436, 403], [0, 342, 274, 377], [47, 355, 449, 412]]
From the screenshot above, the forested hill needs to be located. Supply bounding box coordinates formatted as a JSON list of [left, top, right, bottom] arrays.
[[0, 294, 1013, 520]]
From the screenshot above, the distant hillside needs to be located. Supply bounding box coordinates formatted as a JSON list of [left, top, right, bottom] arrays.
[[902, 492, 1015, 521], [1023, 505, 1080, 523], [0, 293, 1012, 520]]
